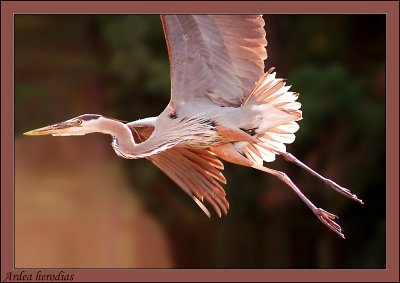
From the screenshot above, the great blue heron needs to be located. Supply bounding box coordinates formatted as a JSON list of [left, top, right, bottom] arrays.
[[24, 15, 363, 238]]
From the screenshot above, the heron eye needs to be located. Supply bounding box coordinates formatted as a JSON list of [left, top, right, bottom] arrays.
[[75, 119, 82, 125]]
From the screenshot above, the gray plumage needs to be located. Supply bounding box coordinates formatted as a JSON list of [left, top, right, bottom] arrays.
[[24, 15, 363, 239]]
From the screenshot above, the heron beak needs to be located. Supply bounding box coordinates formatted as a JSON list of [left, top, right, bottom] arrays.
[[23, 122, 75, 136]]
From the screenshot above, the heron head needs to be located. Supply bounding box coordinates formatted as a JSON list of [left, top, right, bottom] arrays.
[[23, 114, 106, 136]]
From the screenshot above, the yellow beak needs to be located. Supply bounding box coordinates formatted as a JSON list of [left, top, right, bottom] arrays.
[[23, 122, 74, 136]]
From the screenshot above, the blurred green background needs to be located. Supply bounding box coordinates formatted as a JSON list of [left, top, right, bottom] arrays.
[[15, 15, 385, 269]]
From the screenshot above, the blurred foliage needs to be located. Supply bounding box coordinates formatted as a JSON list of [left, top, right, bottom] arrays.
[[15, 14, 385, 268]]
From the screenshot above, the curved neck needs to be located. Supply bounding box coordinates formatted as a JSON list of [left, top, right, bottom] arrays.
[[100, 117, 173, 159]]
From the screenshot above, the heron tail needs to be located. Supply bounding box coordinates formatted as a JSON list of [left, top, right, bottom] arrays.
[[241, 68, 302, 165]]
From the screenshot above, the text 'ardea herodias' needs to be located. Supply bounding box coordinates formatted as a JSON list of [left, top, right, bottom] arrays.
[[24, 15, 363, 239]]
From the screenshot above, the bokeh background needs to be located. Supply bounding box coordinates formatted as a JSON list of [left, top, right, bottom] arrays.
[[15, 15, 385, 269]]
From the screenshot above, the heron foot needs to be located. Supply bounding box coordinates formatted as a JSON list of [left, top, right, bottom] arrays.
[[324, 179, 364, 204], [314, 208, 345, 239]]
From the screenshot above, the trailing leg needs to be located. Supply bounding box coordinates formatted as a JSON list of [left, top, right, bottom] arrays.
[[211, 143, 346, 238], [280, 152, 363, 204], [251, 163, 345, 239]]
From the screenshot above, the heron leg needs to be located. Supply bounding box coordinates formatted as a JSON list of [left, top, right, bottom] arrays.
[[211, 144, 345, 238], [210, 143, 254, 167], [215, 125, 258, 144], [280, 152, 364, 204], [251, 163, 345, 239]]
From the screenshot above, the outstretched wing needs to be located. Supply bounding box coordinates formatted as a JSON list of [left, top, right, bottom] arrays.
[[161, 15, 267, 109], [128, 124, 229, 217], [149, 148, 229, 217]]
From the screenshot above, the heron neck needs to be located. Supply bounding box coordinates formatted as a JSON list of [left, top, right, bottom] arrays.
[[102, 118, 172, 159]]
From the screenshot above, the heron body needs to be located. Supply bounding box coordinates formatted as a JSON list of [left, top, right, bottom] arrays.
[[24, 15, 363, 238]]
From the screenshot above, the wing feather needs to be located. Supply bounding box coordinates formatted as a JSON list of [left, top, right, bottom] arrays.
[[128, 124, 229, 217], [161, 14, 267, 109]]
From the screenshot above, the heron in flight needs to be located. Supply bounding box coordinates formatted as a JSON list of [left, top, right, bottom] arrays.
[[24, 15, 363, 238]]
